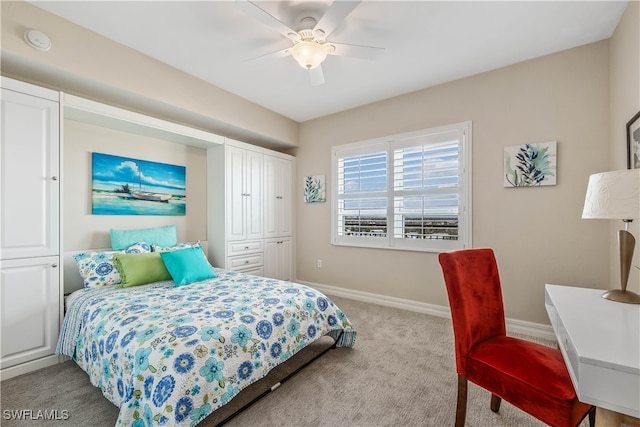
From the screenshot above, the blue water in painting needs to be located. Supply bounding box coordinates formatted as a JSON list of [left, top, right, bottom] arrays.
[[92, 192, 185, 215]]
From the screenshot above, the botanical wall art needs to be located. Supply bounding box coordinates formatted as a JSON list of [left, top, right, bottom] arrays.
[[627, 111, 640, 169], [304, 175, 326, 203], [92, 152, 186, 215], [504, 141, 557, 187]]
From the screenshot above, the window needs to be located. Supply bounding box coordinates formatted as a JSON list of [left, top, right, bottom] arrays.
[[331, 121, 472, 252]]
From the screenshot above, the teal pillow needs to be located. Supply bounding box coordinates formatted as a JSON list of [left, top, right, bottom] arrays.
[[110, 225, 177, 250], [113, 252, 172, 288], [160, 246, 215, 286]]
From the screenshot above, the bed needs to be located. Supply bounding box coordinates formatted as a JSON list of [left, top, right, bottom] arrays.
[[57, 231, 356, 427]]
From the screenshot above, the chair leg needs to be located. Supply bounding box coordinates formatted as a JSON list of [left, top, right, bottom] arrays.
[[455, 374, 468, 427], [587, 406, 596, 427], [490, 393, 502, 413]]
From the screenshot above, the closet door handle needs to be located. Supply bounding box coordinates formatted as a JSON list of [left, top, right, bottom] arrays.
[[51, 176, 58, 181], [51, 263, 58, 268]]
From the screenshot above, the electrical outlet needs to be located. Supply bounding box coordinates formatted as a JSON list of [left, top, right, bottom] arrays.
[[317, 259, 323, 268]]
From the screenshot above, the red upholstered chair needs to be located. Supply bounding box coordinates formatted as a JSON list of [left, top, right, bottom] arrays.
[[438, 248, 595, 427]]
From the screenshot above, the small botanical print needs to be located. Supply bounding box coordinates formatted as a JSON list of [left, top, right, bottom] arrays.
[[504, 141, 557, 187], [304, 175, 326, 203]]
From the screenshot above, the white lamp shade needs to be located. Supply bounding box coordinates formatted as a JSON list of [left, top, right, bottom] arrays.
[[582, 169, 640, 220]]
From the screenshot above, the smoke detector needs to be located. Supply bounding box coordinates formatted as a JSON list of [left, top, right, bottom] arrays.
[[24, 29, 52, 51]]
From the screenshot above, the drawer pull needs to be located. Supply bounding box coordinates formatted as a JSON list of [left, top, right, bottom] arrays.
[[244, 246, 249, 250], [245, 260, 250, 264]]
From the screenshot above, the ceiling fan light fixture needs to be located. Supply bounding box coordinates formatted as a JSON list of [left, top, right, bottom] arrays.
[[291, 40, 333, 70]]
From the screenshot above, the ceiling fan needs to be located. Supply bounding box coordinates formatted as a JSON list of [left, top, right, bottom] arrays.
[[236, 0, 384, 86]]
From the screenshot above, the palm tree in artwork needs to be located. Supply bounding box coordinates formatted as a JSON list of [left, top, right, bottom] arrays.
[[115, 183, 131, 194]]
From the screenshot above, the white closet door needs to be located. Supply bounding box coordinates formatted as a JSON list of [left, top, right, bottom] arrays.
[[0, 256, 60, 369], [245, 149, 263, 240], [276, 158, 292, 237], [1, 88, 59, 260], [264, 156, 292, 238], [263, 155, 279, 238], [263, 237, 291, 281], [226, 145, 247, 241]]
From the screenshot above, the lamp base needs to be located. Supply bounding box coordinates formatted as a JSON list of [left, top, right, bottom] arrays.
[[602, 289, 640, 304]]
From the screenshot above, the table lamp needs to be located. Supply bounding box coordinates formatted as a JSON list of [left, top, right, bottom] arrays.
[[582, 169, 640, 303]]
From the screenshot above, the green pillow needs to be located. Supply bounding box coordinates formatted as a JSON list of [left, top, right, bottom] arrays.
[[110, 225, 177, 251], [160, 246, 215, 286], [113, 252, 172, 288]]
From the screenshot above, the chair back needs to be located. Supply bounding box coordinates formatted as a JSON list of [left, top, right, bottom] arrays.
[[438, 248, 507, 376]]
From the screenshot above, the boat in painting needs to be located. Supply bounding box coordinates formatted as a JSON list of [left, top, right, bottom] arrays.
[[130, 190, 172, 202]]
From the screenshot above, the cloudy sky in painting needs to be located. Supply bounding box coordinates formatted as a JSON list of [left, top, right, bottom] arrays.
[[92, 152, 186, 195]]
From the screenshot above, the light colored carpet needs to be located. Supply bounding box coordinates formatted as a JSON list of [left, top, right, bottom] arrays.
[[1, 295, 589, 426]]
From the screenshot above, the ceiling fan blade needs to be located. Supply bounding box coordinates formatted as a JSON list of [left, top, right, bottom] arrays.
[[313, 1, 361, 40], [235, 0, 300, 41], [309, 66, 325, 86], [245, 47, 292, 63], [331, 42, 385, 61]]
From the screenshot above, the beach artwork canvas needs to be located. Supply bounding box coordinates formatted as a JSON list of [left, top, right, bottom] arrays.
[[92, 152, 186, 215]]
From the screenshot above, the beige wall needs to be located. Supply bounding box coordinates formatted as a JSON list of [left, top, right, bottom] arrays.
[[609, 1, 640, 292], [296, 41, 613, 325], [0, 0, 299, 149], [63, 120, 208, 250]]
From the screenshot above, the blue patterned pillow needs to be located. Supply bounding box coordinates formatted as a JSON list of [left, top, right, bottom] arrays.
[[74, 242, 152, 289], [152, 241, 201, 253]]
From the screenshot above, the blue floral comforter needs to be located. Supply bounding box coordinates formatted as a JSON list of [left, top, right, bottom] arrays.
[[57, 269, 356, 427]]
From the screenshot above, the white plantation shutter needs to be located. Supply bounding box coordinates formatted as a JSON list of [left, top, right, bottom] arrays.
[[392, 132, 461, 248], [337, 146, 388, 238], [332, 122, 471, 252]]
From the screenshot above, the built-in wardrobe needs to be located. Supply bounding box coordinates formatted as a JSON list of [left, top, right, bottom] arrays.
[[0, 77, 295, 379], [0, 77, 62, 379]]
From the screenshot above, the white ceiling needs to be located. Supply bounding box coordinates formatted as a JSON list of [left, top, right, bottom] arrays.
[[29, 1, 627, 123]]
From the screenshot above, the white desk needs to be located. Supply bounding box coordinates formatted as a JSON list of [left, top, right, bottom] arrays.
[[545, 284, 640, 418]]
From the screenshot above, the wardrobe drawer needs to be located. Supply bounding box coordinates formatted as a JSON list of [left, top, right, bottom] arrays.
[[227, 253, 263, 271], [227, 240, 263, 257]]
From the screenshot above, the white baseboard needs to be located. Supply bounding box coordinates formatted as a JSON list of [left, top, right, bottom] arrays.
[[299, 280, 556, 343], [0, 355, 63, 381]]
